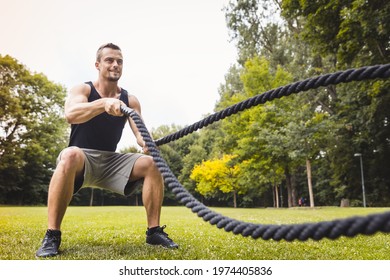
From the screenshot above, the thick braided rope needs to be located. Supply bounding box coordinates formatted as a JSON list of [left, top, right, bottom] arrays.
[[121, 64, 390, 241], [121, 107, 390, 241], [155, 64, 390, 146]]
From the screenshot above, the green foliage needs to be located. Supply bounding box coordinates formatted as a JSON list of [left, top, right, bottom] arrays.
[[150, 124, 201, 204], [0, 55, 68, 204], [152, 124, 200, 177], [224, 0, 285, 65], [216, 57, 301, 206], [217, 0, 390, 207], [1, 1, 389, 208], [179, 144, 207, 193], [281, 0, 390, 66]]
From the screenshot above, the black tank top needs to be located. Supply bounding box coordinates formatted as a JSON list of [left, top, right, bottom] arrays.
[[68, 81, 129, 152]]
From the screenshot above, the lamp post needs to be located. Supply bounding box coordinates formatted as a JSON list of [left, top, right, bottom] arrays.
[[354, 153, 366, 207]]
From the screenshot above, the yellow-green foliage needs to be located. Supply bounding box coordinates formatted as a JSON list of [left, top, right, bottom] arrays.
[[190, 155, 242, 196]]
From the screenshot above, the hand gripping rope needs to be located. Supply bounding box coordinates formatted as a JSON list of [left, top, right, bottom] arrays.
[[121, 64, 390, 241]]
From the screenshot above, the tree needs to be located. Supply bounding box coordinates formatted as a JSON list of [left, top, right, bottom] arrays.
[[216, 56, 304, 207], [281, 0, 390, 205], [150, 124, 200, 205], [281, 0, 390, 67], [190, 155, 244, 208], [222, 0, 390, 207], [224, 0, 286, 65], [0, 55, 68, 204]]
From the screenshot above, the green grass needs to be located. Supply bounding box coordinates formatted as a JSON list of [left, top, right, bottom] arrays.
[[1, 206, 390, 260]]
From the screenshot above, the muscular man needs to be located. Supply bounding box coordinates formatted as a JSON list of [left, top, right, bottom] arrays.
[[36, 43, 178, 257]]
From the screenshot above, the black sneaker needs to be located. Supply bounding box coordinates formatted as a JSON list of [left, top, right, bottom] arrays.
[[36, 229, 61, 257], [146, 225, 178, 249]]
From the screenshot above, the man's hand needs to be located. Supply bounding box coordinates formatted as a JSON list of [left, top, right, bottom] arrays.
[[142, 146, 149, 154], [104, 98, 124, 116]]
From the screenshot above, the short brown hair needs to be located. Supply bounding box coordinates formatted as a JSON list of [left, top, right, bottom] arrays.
[[96, 43, 121, 62]]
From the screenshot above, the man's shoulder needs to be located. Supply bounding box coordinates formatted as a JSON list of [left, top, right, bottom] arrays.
[[120, 87, 137, 100], [127, 94, 141, 109], [71, 82, 92, 90], [70, 82, 92, 95]]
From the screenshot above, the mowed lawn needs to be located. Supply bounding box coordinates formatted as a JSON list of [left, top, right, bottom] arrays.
[[1, 206, 390, 260]]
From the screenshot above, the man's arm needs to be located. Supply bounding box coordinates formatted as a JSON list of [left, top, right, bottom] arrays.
[[65, 84, 123, 124], [126, 94, 147, 151]]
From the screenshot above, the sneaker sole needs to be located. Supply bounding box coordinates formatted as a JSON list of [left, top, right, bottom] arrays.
[[146, 242, 179, 249]]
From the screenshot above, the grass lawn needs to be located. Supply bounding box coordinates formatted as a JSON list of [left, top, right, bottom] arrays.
[[0, 206, 389, 260]]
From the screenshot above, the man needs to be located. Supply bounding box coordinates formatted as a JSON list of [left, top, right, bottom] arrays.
[[36, 43, 178, 257]]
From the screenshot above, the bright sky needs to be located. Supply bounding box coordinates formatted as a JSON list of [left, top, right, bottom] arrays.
[[0, 0, 237, 150]]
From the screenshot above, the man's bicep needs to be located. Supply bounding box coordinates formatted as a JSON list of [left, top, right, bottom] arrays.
[[128, 117, 136, 130], [65, 84, 90, 109], [127, 94, 142, 115]]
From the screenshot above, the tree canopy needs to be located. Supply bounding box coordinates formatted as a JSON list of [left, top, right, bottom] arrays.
[[1, 0, 389, 207], [0, 55, 68, 204]]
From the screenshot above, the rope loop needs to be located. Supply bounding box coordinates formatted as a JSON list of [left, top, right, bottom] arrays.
[[121, 64, 390, 241], [155, 64, 390, 146]]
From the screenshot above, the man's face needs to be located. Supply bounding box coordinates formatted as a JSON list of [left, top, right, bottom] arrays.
[[96, 48, 123, 82]]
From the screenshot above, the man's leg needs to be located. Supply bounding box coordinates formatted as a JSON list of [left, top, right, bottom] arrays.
[[36, 147, 85, 257], [131, 156, 164, 228], [47, 147, 85, 230], [130, 155, 178, 248]]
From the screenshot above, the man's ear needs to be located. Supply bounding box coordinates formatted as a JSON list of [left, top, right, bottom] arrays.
[[95, 61, 100, 70]]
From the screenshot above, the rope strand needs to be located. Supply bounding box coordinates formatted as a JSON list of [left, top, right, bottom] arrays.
[[155, 64, 390, 146], [121, 64, 390, 241]]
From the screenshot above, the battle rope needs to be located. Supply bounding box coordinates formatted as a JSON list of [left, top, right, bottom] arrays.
[[155, 63, 390, 146], [121, 64, 390, 241]]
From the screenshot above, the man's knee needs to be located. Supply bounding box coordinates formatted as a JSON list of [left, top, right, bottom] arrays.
[[135, 155, 159, 176], [58, 147, 84, 171]]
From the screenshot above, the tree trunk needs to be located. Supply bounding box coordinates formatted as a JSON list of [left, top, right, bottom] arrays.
[[233, 190, 237, 208], [284, 166, 297, 207], [89, 188, 94, 206], [306, 159, 315, 207], [284, 167, 292, 207], [279, 184, 284, 208], [291, 176, 298, 207], [272, 185, 276, 208], [274, 184, 279, 208]]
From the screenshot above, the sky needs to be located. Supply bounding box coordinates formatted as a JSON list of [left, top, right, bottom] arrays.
[[0, 0, 238, 150]]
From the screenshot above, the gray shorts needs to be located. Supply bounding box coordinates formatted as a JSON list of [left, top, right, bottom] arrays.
[[58, 148, 144, 196]]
